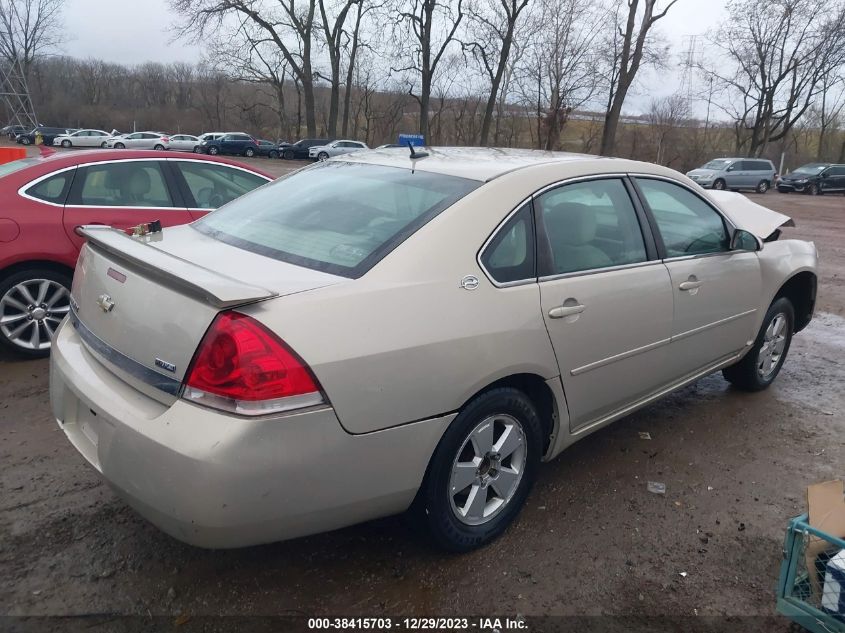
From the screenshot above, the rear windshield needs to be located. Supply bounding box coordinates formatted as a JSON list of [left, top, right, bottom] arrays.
[[194, 162, 480, 278], [0, 158, 40, 179]]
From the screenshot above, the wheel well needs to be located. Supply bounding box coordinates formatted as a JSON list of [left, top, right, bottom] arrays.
[[474, 373, 557, 453], [774, 271, 816, 333], [1, 260, 74, 282]]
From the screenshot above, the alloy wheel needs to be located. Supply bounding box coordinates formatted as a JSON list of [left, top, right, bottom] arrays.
[[448, 414, 526, 526], [757, 313, 787, 379], [0, 279, 70, 351]]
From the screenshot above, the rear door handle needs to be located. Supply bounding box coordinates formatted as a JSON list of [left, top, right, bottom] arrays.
[[548, 304, 586, 319], [679, 281, 703, 291]]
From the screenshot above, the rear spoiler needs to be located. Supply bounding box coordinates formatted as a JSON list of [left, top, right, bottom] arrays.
[[78, 226, 279, 308]]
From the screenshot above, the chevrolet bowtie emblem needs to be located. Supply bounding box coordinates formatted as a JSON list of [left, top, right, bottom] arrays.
[[97, 294, 115, 313]]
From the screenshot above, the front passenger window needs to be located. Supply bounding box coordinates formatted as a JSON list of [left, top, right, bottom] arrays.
[[637, 178, 729, 257], [535, 179, 648, 275]]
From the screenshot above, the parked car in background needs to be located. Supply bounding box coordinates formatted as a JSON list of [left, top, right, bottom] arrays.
[[198, 132, 225, 145], [777, 163, 845, 195], [167, 134, 201, 153], [53, 129, 111, 148], [15, 126, 72, 146], [280, 138, 333, 160], [309, 139, 369, 161], [198, 133, 260, 157], [51, 149, 816, 551], [104, 132, 170, 150], [0, 151, 272, 357], [255, 139, 281, 159], [2, 125, 29, 139], [686, 158, 777, 193]]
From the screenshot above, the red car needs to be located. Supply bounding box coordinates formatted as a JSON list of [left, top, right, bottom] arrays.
[[0, 150, 273, 357]]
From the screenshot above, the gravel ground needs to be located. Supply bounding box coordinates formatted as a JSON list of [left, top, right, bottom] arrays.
[[1, 148, 844, 631]]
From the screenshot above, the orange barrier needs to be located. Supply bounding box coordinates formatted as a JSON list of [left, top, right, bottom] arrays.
[[0, 147, 26, 165]]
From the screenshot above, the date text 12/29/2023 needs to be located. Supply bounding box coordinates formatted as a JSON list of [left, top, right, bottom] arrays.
[[307, 617, 529, 630]]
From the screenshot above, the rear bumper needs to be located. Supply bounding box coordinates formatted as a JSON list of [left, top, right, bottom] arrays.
[[50, 318, 452, 548]]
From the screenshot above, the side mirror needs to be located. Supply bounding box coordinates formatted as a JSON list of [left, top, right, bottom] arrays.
[[821, 172, 830, 179], [726, 165, 735, 172], [730, 229, 762, 252]]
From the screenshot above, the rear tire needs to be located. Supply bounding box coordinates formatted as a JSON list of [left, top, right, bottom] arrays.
[[723, 297, 794, 392], [0, 268, 72, 359], [411, 387, 543, 552], [154, 144, 165, 151], [713, 179, 726, 190], [244, 147, 255, 158], [755, 180, 770, 194], [268, 150, 279, 159]]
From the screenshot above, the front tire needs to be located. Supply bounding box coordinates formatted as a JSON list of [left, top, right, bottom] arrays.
[[61, 139, 71, 148], [21, 137, 31, 145], [755, 180, 770, 194], [208, 146, 219, 155], [283, 149, 295, 160], [712, 179, 726, 190], [114, 142, 125, 149], [0, 269, 72, 358], [412, 387, 543, 552], [807, 183, 819, 195], [723, 297, 794, 391], [318, 151, 329, 161]]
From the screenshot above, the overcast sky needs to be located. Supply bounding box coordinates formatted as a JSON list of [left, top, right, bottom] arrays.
[[61, 0, 730, 114]]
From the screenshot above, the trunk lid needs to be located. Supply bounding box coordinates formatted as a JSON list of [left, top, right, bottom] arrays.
[[71, 225, 344, 401]]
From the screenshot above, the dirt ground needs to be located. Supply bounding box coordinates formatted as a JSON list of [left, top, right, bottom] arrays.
[[1, 147, 845, 631]]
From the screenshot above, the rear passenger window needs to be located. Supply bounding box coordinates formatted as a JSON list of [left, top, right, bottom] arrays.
[[480, 203, 535, 283], [26, 170, 74, 204], [637, 179, 729, 257], [535, 179, 647, 275], [77, 162, 174, 208]]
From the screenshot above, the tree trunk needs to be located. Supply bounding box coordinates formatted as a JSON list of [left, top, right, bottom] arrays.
[[600, 89, 625, 156], [419, 73, 431, 139], [327, 60, 340, 138], [479, 31, 514, 146]]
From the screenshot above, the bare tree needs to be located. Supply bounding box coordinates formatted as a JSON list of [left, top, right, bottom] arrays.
[[516, 0, 601, 150], [598, 0, 678, 156], [705, 0, 845, 156], [391, 0, 465, 139], [170, 0, 320, 135], [0, 0, 65, 72], [646, 93, 689, 165], [462, 0, 529, 145]]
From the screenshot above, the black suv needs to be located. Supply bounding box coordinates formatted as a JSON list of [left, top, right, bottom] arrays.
[[15, 126, 71, 146], [199, 133, 260, 157], [778, 163, 845, 195], [280, 138, 334, 160]]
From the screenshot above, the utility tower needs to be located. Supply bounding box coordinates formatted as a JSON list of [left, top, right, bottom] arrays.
[[678, 35, 698, 116], [0, 57, 38, 128]]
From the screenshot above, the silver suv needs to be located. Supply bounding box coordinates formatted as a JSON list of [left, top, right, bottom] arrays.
[[687, 158, 777, 193]]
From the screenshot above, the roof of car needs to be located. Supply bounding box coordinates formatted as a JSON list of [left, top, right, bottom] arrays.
[[16, 149, 275, 179], [339, 146, 606, 181]]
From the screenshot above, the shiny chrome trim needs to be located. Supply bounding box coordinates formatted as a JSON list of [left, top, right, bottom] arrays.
[[17, 165, 79, 208], [538, 259, 660, 283], [70, 306, 182, 396], [571, 350, 744, 437], [671, 309, 757, 342], [570, 337, 672, 376]]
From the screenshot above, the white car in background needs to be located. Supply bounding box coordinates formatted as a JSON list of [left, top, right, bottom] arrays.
[[309, 139, 369, 161], [104, 131, 170, 150], [198, 132, 225, 145], [53, 129, 112, 148], [167, 134, 201, 152]]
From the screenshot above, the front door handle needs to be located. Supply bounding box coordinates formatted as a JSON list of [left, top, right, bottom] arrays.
[[679, 280, 703, 291], [548, 303, 586, 319]]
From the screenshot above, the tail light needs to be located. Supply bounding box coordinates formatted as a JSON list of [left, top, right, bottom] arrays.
[[183, 311, 325, 416], [161, 137, 170, 142]]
